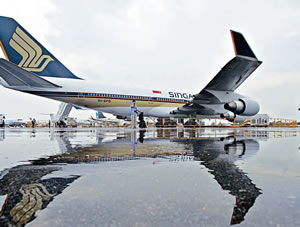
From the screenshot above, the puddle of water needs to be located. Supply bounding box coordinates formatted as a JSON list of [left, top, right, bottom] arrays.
[[0, 128, 299, 226]]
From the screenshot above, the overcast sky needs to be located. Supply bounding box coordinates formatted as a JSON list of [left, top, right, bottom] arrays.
[[1, 0, 300, 120]]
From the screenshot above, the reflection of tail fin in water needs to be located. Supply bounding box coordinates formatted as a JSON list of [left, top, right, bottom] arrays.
[[10, 184, 54, 225], [0, 165, 80, 226], [0, 16, 80, 79]]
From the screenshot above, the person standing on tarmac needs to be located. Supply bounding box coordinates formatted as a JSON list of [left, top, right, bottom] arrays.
[[138, 112, 147, 128], [32, 118, 36, 128], [130, 100, 139, 129]]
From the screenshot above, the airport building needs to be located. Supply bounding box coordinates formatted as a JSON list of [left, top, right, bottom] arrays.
[[249, 114, 269, 127]]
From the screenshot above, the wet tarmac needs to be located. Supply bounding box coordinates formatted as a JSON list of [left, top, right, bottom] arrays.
[[0, 127, 299, 226]]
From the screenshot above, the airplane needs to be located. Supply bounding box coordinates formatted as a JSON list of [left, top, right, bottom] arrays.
[[5, 119, 27, 127], [0, 16, 262, 121], [0, 114, 27, 128]]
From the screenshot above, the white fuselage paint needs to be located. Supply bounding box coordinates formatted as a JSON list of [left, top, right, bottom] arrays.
[[27, 77, 201, 118]]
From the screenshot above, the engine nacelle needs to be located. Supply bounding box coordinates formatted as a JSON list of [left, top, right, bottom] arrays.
[[224, 139, 259, 156], [224, 98, 259, 116], [220, 111, 235, 119], [116, 115, 129, 120]]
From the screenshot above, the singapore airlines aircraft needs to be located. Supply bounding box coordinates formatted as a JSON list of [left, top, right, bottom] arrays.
[[0, 16, 262, 120]]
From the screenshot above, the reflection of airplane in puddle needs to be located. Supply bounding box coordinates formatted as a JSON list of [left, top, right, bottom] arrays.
[[50, 129, 262, 225], [25, 128, 299, 225], [0, 165, 79, 226], [0, 129, 296, 226], [0, 129, 4, 141], [172, 136, 261, 225]]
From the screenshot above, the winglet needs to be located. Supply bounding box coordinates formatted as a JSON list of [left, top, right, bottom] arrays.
[[230, 30, 257, 59]]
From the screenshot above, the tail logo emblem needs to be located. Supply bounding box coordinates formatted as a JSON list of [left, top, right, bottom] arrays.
[[9, 27, 53, 72]]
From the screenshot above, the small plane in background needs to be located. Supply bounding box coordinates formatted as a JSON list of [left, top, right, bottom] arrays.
[[0, 114, 26, 128], [89, 111, 131, 127], [0, 16, 262, 121], [5, 119, 26, 128]]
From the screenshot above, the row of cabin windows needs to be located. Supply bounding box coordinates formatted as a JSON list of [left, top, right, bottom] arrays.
[[82, 93, 186, 102]]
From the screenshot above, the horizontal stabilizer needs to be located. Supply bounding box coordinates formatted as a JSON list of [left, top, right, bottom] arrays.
[[231, 30, 257, 59], [73, 105, 85, 110], [0, 58, 60, 88]]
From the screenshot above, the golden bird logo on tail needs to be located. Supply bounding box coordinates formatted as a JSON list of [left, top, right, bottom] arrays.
[[9, 27, 53, 72]]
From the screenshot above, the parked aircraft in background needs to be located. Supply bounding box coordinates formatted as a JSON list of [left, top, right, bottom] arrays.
[[0, 114, 26, 127], [5, 119, 26, 127], [0, 16, 262, 121]]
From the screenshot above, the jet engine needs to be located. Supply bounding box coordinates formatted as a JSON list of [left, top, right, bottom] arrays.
[[224, 139, 259, 156], [116, 115, 130, 120], [220, 111, 235, 119], [224, 98, 259, 116]]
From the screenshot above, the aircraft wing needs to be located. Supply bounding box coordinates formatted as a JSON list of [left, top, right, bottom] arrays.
[[202, 30, 262, 92], [172, 30, 262, 115], [0, 59, 60, 89]]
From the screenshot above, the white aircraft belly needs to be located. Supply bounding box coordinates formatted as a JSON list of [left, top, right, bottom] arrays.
[[94, 107, 176, 118]]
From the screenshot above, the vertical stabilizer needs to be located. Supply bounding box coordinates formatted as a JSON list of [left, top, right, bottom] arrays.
[[0, 16, 81, 79]]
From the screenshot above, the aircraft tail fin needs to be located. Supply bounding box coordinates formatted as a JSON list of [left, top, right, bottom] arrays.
[[0, 16, 81, 79], [230, 30, 257, 59]]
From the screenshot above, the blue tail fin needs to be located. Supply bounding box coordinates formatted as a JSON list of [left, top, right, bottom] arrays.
[[0, 16, 81, 79]]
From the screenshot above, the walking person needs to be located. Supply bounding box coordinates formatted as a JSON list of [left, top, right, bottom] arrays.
[[32, 118, 36, 128], [130, 100, 139, 129], [138, 111, 146, 128]]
